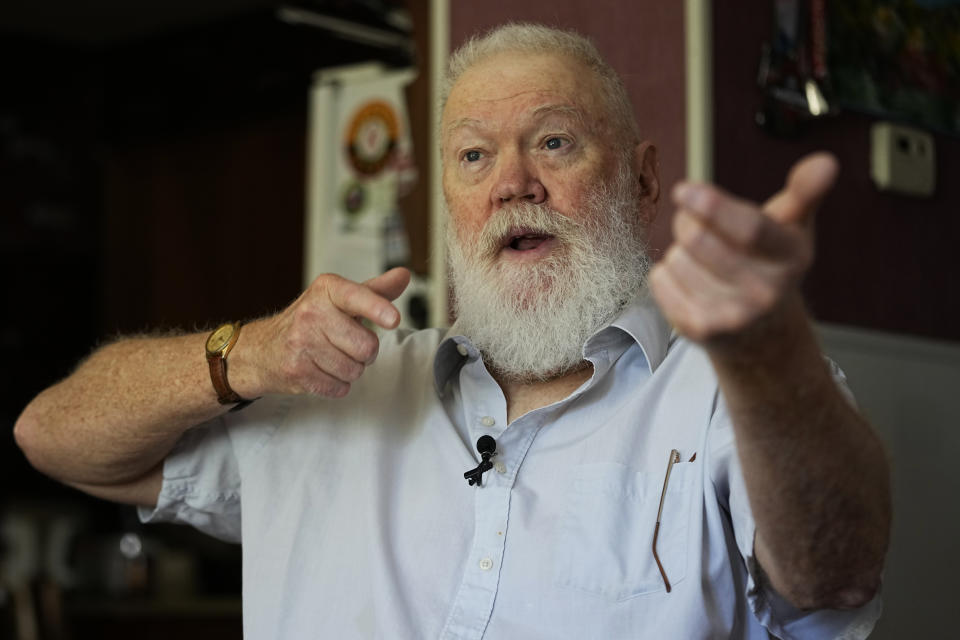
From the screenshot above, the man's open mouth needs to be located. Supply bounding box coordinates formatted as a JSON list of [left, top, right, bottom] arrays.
[[502, 229, 554, 252]]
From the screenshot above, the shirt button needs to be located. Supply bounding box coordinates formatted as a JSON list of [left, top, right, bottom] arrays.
[[480, 416, 495, 427], [479, 557, 494, 571], [456, 344, 469, 357], [494, 462, 506, 474]]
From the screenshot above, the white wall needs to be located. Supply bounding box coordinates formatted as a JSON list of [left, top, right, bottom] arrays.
[[818, 324, 960, 638]]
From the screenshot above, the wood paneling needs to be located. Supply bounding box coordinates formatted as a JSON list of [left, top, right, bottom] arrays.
[[102, 109, 306, 334], [712, 1, 960, 341]]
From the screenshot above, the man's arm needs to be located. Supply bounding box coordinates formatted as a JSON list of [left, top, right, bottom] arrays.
[[14, 268, 411, 507], [648, 154, 891, 610]]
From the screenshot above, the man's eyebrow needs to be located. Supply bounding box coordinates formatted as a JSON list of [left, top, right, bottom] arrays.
[[445, 104, 587, 137], [445, 117, 486, 136], [530, 103, 587, 124]]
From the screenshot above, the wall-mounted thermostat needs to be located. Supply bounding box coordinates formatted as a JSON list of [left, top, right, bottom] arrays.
[[870, 122, 936, 197]]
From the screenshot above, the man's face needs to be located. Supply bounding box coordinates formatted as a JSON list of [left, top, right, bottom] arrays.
[[442, 51, 630, 259], [440, 51, 657, 381]]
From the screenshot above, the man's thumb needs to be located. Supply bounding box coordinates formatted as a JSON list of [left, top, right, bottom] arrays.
[[365, 267, 412, 302], [764, 152, 840, 226]]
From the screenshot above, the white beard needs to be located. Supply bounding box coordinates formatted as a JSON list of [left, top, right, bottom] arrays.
[[446, 163, 652, 382]]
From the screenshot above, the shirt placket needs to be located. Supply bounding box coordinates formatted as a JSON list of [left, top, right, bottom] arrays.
[[439, 356, 546, 640]]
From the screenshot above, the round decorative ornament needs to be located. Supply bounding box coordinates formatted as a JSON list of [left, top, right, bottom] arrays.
[[345, 100, 400, 176]]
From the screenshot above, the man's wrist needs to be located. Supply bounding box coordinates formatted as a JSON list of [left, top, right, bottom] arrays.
[[214, 318, 265, 402], [704, 294, 812, 368], [205, 323, 257, 410]]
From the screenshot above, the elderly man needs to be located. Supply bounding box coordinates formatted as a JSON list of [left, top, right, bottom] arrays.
[[16, 23, 888, 639]]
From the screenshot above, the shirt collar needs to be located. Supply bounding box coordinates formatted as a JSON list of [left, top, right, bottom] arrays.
[[433, 327, 477, 394], [432, 289, 674, 394], [605, 289, 674, 373]]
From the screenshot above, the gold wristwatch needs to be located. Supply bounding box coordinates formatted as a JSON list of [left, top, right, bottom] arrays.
[[205, 322, 253, 410]]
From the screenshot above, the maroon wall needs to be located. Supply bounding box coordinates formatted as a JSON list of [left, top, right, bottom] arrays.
[[713, 2, 960, 341], [449, 0, 686, 257]]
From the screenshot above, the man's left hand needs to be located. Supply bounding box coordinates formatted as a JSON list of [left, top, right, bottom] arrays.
[[649, 152, 839, 349]]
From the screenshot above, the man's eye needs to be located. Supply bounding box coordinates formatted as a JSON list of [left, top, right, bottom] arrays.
[[544, 137, 567, 150], [464, 150, 482, 162]]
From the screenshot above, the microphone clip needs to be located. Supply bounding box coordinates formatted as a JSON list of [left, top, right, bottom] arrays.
[[463, 435, 497, 487]]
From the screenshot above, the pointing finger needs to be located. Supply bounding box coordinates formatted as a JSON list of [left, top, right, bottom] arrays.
[[672, 181, 764, 249], [364, 267, 412, 302], [672, 182, 802, 258], [318, 274, 400, 329]]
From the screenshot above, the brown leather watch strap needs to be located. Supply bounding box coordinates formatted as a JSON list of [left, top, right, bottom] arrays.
[[207, 352, 244, 405], [206, 323, 253, 410]]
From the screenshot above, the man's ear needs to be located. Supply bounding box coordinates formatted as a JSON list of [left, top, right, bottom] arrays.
[[633, 140, 660, 204]]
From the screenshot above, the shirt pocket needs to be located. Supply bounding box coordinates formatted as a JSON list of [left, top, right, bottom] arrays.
[[553, 460, 695, 601]]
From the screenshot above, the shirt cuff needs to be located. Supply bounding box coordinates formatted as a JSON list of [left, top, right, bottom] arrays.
[[136, 422, 242, 543], [744, 548, 882, 640]]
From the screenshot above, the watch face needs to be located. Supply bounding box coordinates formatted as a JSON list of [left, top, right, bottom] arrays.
[[206, 324, 235, 354]]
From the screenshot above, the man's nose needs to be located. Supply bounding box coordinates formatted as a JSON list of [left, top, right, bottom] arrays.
[[491, 151, 546, 206]]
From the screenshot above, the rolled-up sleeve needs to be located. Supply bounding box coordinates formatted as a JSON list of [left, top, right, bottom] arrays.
[[708, 362, 882, 640], [137, 417, 242, 543]]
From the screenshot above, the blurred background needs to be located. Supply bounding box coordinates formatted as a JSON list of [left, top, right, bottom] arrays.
[[1, 0, 958, 638]]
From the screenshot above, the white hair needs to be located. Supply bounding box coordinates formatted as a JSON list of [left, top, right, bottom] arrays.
[[442, 22, 641, 150]]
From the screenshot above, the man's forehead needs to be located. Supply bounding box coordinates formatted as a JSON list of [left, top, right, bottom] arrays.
[[443, 53, 601, 130]]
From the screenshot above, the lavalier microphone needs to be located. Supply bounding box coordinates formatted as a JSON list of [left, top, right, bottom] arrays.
[[463, 435, 497, 486]]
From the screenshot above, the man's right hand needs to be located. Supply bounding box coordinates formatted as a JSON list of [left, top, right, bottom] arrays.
[[231, 267, 411, 399]]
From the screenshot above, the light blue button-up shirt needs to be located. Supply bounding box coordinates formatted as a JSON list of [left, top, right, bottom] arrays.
[[142, 293, 879, 639]]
